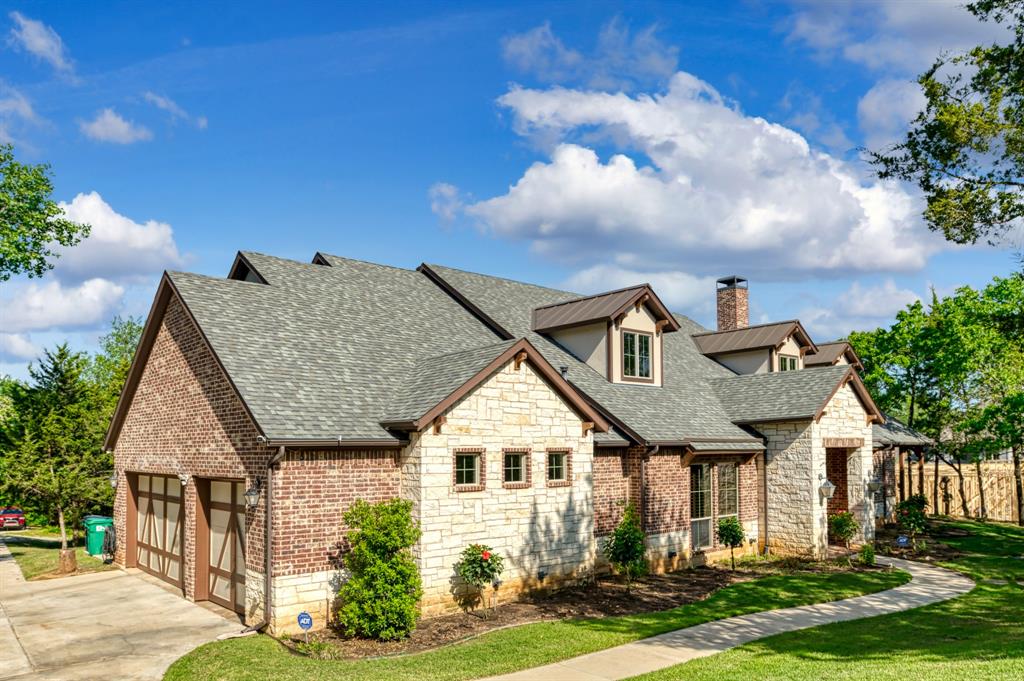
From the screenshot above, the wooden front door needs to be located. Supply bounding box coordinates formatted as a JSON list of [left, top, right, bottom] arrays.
[[208, 480, 246, 614], [136, 473, 185, 588]]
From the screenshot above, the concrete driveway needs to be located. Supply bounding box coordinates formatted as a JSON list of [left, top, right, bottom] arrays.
[[1, 539, 240, 681]]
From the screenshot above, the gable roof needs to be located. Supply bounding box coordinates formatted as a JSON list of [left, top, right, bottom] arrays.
[[532, 285, 680, 334], [805, 341, 862, 369], [380, 337, 609, 432], [420, 264, 764, 450], [712, 365, 882, 424], [692, 320, 818, 356], [873, 415, 933, 448]]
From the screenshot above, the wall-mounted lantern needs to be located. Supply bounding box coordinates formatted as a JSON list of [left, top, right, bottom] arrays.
[[244, 478, 263, 509], [818, 474, 836, 500], [178, 473, 190, 487], [109, 471, 118, 489]]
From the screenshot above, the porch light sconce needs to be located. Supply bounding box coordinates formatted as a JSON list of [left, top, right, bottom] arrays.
[[109, 471, 118, 489], [244, 478, 263, 509], [867, 478, 883, 494], [178, 473, 190, 487], [818, 474, 836, 501]]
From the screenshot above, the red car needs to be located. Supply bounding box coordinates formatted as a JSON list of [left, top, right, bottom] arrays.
[[0, 507, 26, 530]]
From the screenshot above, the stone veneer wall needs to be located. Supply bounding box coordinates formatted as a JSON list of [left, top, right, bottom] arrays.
[[760, 382, 874, 557], [815, 383, 874, 544], [402, 358, 594, 616]]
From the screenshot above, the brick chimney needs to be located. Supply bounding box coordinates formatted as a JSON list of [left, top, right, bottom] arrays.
[[716, 276, 749, 331]]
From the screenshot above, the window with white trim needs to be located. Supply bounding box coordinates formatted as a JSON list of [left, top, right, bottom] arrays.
[[779, 355, 798, 371]]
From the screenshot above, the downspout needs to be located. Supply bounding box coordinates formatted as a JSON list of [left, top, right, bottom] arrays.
[[760, 434, 770, 557], [241, 445, 286, 634]]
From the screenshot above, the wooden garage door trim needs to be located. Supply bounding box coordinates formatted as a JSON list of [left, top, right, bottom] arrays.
[[135, 473, 185, 590]]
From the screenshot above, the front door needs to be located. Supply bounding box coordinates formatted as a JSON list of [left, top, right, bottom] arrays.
[[135, 474, 185, 588], [208, 480, 246, 614]]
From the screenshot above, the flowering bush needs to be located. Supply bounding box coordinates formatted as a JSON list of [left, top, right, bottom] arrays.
[[457, 543, 505, 589], [896, 497, 928, 546]]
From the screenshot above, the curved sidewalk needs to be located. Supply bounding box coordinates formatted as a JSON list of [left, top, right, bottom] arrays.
[[486, 557, 975, 681]]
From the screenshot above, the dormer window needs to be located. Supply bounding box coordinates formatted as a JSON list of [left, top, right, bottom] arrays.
[[623, 331, 652, 380], [779, 355, 798, 371]]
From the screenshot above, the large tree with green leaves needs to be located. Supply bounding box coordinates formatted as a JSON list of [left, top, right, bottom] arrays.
[[0, 144, 90, 281], [4, 346, 111, 571], [88, 316, 143, 414], [869, 0, 1024, 248]]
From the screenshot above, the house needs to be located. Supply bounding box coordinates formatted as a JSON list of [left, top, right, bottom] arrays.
[[107, 253, 885, 634]]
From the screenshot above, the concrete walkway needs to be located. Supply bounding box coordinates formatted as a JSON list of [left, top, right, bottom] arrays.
[[0, 536, 240, 681], [487, 557, 975, 681]]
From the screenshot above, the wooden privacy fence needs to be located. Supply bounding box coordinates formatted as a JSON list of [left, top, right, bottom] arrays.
[[908, 461, 1020, 523]]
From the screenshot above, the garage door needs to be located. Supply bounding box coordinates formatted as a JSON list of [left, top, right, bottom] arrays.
[[208, 480, 246, 614], [136, 474, 184, 588]]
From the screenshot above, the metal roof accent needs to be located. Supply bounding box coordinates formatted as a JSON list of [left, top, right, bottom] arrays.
[[692, 320, 818, 356], [532, 284, 681, 334]]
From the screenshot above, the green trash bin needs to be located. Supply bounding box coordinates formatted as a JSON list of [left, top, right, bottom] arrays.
[[83, 515, 114, 557]]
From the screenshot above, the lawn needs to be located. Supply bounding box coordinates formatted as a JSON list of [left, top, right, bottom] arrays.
[[631, 519, 1024, 681], [2, 533, 115, 580], [165, 568, 905, 681]]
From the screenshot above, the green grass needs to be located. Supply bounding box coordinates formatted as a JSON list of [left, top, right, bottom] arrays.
[[2, 534, 115, 580], [632, 519, 1024, 681], [165, 569, 905, 681]]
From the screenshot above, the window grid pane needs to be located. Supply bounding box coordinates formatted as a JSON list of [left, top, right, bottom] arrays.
[[638, 334, 651, 378], [718, 463, 738, 516], [547, 452, 566, 481], [690, 464, 711, 519], [504, 453, 524, 483], [623, 332, 637, 377], [456, 454, 478, 485]]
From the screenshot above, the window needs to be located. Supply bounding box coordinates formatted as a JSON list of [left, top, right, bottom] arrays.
[[454, 451, 483, 489], [547, 450, 569, 485], [718, 463, 738, 517], [502, 449, 531, 488], [690, 464, 712, 550], [779, 355, 798, 371], [623, 331, 652, 379], [504, 452, 525, 483]]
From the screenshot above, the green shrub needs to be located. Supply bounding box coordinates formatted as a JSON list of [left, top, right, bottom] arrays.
[[716, 516, 745, 570], [904, 493, 928, 513], [896, 497, 928, 548], [859, 543, 876, 566], [455, 544, 505, 615], [337, 499, 422, 641], [828, 512, 860, 564], [602, 503, 647, 590]]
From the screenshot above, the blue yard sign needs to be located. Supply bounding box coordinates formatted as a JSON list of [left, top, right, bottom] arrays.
[[298, 612, 313, 631], [895, 535, 910, 548]]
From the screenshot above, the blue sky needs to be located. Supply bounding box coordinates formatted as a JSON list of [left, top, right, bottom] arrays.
[[0, 1, 1019, 379]]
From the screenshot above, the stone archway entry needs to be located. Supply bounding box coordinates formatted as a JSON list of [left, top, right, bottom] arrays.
[[825, 448, 849, 515]]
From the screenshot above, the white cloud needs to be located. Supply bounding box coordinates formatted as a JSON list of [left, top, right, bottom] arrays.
[[799, 278, 921, 340], [464, 73, 942, 280], [80, 108, 152, 144], [0, 82, 38, 144], [0, 333, 40, 361], [857, 79, 927, 150], [564, 265, 716, 311], [428, 182, 464, 224], [0, 279, 124, 333], [55, 191, 184, 282], [143, 91, 207, 129], [7, 11, 73, 75], [502, 18, 678, 91], [786, 1, 1009, 74]]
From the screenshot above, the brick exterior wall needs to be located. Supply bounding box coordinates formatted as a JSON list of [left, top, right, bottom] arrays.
[[825, 448, 849, 514], [716, 285, 749, 331], [112, 294, 271, 616], [593, 449, 630, 536]]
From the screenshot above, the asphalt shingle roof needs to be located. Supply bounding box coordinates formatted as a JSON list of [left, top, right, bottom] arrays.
[[873, 415, 933, 447], [168, 252, 501, 441], [711, 365, 851, 424]]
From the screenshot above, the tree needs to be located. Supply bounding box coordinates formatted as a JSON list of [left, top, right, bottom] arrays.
[[868, 1, 1024, 248], [0, 144, 90, 281], [88, 316, 143, 413], [602, 503, 647, 591], [716, 516, 745, 570], [4, 346, 110, 572]]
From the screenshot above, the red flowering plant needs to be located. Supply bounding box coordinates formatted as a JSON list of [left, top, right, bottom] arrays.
[[456, 544, 505, 616]]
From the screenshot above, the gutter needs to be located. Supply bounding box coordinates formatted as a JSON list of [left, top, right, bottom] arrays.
[[241, 445, 287, 634]]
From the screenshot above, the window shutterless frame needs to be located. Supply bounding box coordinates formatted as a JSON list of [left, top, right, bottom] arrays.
[[453, 448, 486, 491], [546, 448, 572, 487], [690, 463, 712, 550], [621, 328, 654, 382], [717, 462, 738, 517], [779, 355, 798, 371], [502, 448, 531, 489]]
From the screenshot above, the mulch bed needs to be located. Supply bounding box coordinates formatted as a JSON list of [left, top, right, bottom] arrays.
[[282, 567, 744, 659], [875, 522, 965, 563]]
